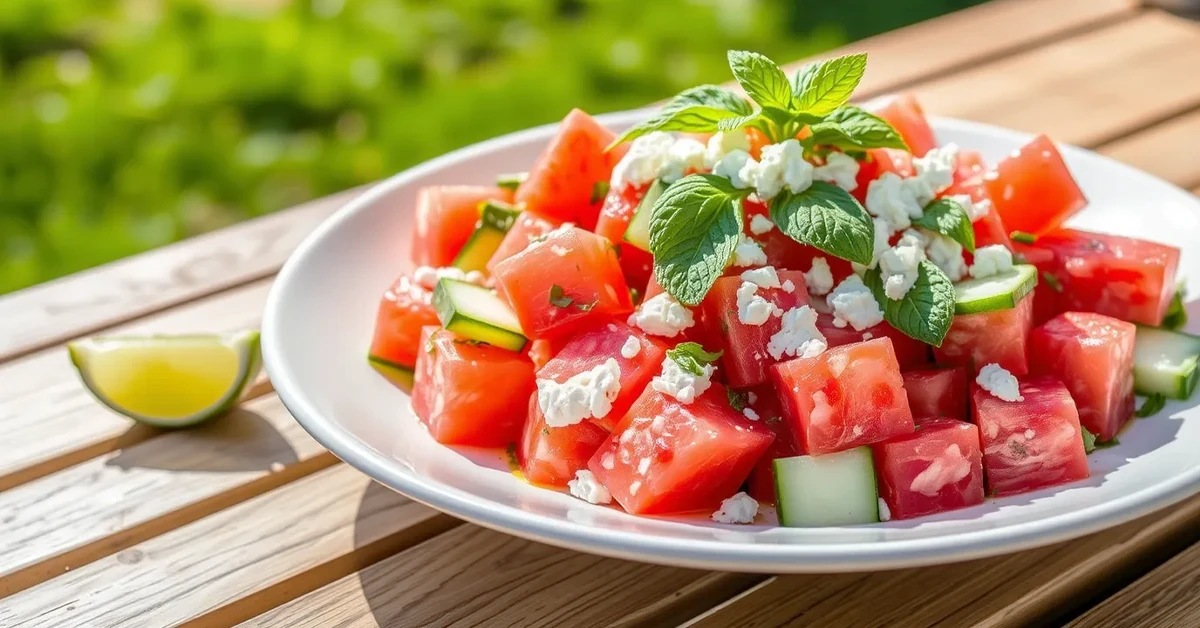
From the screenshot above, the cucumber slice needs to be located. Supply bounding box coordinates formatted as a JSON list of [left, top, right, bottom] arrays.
[[622, 179, 666, 252], [953, 264, 1038, 314], [432, 278, 528, 351], [495, 172, 527, 192], [774, 447, 879, 527], [1133, 325, 1200, 400], [452, 201, 521, 274], [368, 355, 415, 391]]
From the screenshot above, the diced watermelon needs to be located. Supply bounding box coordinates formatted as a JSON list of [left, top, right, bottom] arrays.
[[902, 367, 969, 420], [368, 274, 439, 371], [943, 178, 1011, 251], [1037, 229, 1180, 326], [520, 394, 609, 487], [742, 384, 795, 504], [1029, 312, 1136, 442], [595, 183, 646, 244], [982, 134, 1087, 237], [515, 108, 617, 229], [771, 337, 915, 456], [954, 150, 987, 185], [934, 294, 1034, 375], [486, 211, 561, 274], [699, 270, 811, 388], [971, 377, 1090, 496], [411, 186, 514, 267], [816, 313, 932, 370], [1012, 241, 1060, 325], [742, 200, 856, 277], [863, 93, 938, 157], [412, 327, 536, 447], [493, 226, 633, 339], [587, 386, 775, 515], [536, 319, 668, 431], [526, 338, 565, 371], [873, 418, 985, 520]]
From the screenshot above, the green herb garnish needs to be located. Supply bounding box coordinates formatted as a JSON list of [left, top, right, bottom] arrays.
[[666, 341, 723, 376], [1011, 231, 1037, 245], [1137, 394, 1167, 417], [914, 197, 976, 253]]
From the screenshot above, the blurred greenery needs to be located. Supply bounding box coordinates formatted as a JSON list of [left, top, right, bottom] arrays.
[[0, 0, 986, 295]]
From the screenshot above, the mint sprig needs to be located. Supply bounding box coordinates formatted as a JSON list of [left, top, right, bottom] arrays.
[[791, 53, 868, 117], [609, 85, 753, 148], [913, 197, 976, 253], [1137, 393, 1167, 418], [769, 181, 875, 266], [728, 50, 794, 112], [863, 260, 956, 346], [808, 106, 908, 152], [1081, 426, 1097, 454], [667, 341, 723, 376], [648, 174, 749, 306]]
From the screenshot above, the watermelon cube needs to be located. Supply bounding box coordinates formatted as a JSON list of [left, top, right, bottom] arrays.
[[873, 418, 985, 520], [982, 135, 1087, 237], [412, 327, 536, 447], [486, 211, 561, 274], [741, 384, 796, 504], [515, 108, 617, 229], [1012, 241, 1060, 325], [971, 376, 1090, 496], [816, 313, 932, 370], [519, 394, 609, 487], [411, 185, 514, 268], [588, 386, 775, 515], [902, 367, 969, 420], [1037, 229, 1180, 326], [771, 337, 915, 456], [1029, 312, 1136, 443], [934, 293, 1034, 375]]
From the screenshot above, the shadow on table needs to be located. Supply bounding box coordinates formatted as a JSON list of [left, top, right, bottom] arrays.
[[105, 406, 299, 473], [352, 480, 428, 627]]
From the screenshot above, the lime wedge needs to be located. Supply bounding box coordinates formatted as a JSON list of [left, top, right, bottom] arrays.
[[67, 330, 262, 428], [368, 355, 415, 392]]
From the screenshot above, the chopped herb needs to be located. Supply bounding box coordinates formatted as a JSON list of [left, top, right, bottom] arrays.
[[504, 443, 520, 472], [1163, 286, 1188, 330], [1011, 230, 1037, 244], [1137, 393, 1167, 417], [1081, 425, 1097, 454], [591, 180, 610, 204], [766, 416, 782, 424], [495, 172, 527, 191], [529, 233, 550, 245], [666, 341, 723, 376], [1042, 272, 1063, 293], [726, 388, 749, 412], [1097, 437, 1121, 449], [426, 336, 437, 355], [548, 284, 598, 311], [542, 427, 551, 436], [629, 287, 643, 306], [453, 338, 486, 347]]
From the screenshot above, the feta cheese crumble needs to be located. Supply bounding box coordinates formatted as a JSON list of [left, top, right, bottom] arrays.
[[712, 149, 755, 189], [659, 137, 707, 183], [537, 358, 623, 427], [737, 281, 776, 326], [740, 266, 781, 289], [912, 143, 958, 201], [711, 491, 758, 524], [969, 244, 1014, 279], [826, 275, 885, 331], [781, 279, 796, 293], [949, 193, 990, 223], [879, 230, 926, 300], [749, 214, 774, 235], [413, 265, 485, 290], [609, 131, 676, 189], [813, 151, 861, 192], [743, 408, 760, 421], [732, 234, 768, 267], [804, 257, 835, 296], [620, 335, 641, 359], [976, 363, 1024, 402], [865, 172, 923, 233], [628, 293, 695, 338], [568, 470, 612, 505], [766, 305, 828, 360], [853, 217, 894, 274], [704, 130, 751, 167], [651, 356, 714, 404], [878, 497, 892, 522], [747, 139, 813, 200], [925, 232, 967, 282]]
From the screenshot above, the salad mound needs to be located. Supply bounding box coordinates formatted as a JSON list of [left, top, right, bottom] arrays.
[[368, 49, 1190, 526]]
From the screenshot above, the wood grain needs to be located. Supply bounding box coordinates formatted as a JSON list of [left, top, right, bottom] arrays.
[[0, 466, 458, 628], [0, 188, 359, 365], [0, 278, 274, 493], [1068, 541, 1200, 627], [914, 11, 1200, 148], [1101, 106, 1200, 190]]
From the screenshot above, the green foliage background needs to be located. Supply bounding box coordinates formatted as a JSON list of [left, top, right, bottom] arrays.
[[0, 0, 985, 295]]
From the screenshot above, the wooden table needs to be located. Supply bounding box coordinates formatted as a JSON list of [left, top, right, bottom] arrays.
[[3, 0, 1200, 625]]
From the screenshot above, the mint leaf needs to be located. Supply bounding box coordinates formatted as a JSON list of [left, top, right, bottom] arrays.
[[769, 181, 874, 266], [1163, 287, 1187, 330], [807, 105, 908, 151], [726, 388, 748, 412], [611, 85, 752, 147], [1081, 425, 1097, 454], [914, 198, 976, 253], [591, 180, 610, 204], [727, 50, 793, 111], [1137, 393, 1167, 417], [669, 85, 754, 115], [1011, 231, 1037, 245], [863, 260, 956, 346], [791, 53, 868, 117], [667, 341, 723, 376], [649, 174, 749, 306]]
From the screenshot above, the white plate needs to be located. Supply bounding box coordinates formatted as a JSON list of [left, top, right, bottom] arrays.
[[262, 109, 1200, 573]]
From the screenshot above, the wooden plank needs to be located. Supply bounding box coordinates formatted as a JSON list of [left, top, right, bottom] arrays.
[[915, 12, 1200, 148], [678, 495, 1200, 628], [0, 394, 333, 598], [784, 0, 1137, 99], [241, 527, 757, 628], [0, 278, 274, 493], [1100, 106, 1200, 190], [1068, 541, 1200, 627], [0, 466, 458, 628], [0, 188, 358, 365]]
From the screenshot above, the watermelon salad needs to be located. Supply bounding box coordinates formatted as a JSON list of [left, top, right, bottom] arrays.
[[368, 50, 1196, 526]]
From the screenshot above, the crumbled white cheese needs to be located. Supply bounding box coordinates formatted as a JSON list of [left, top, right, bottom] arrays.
[[878, 498, 892, 522], [767, 305, 827, 360], [976, 363, 1024, 402], [912, 143, 959, 200], [804, 257, 835, 296], [737, 281, 776, 326], [879, 230, 927, 300], [749, 214, 775, 235], [651, 356, 714, 404], [705, 130, 751, 167], [781, 279, 796, 293], [537, 358, 623, 427], [826, 275, 885, 331], [747, 392, 758, 404], [740, 266, 781, 289], [969, 244, 1014, 279], [948, 193, 989, 223], [925, 232, 967, 282], [620, 335, 641, 359], [568, 470, 612, 504], [413, 265, 485, 290], [609, 131, 677, 189], [866, 172, 923, 233], [743, 408, 760, 421], [813, 151, 861, 192], [711, 491, 759, 524], [732, 234, 768, 267], [628, 293, 695, 338], [712, 149, 756, 189], [853, 217, 895, 275], [659, 138, 707, 183], [742, 139, 813, 200]]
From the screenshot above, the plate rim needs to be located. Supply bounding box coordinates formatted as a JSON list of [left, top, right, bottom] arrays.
[[263, 109, 1200, 573]]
